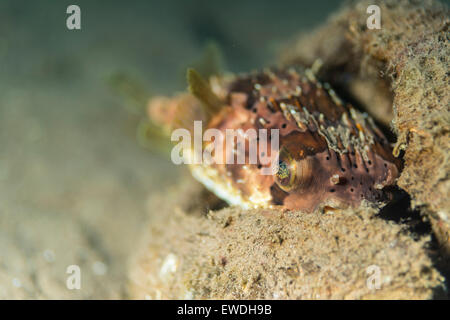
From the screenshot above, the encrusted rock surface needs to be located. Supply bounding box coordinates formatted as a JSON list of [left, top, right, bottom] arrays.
[[129, 177, 445, 299]]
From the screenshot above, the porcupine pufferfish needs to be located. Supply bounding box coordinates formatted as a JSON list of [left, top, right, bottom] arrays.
[[148, 66, 401, 212]]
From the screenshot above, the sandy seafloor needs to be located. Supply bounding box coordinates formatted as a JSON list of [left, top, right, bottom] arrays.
[[0, 0, 345, 298]]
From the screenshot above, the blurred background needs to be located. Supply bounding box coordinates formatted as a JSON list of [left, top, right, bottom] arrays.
[[0, 0, 342, 298]]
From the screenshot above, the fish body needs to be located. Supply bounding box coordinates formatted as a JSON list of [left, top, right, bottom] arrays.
[[149, 67, 400, 212]]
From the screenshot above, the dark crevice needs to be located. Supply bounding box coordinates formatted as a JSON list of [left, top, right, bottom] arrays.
[[378, 189, 431, 237], [377, 189, 450, 299]]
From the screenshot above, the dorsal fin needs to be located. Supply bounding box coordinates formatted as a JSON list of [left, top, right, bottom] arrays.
[[187, 68, 223, 116]]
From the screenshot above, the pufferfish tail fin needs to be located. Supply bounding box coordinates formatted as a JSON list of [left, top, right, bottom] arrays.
[[108, 72, 174, 152], [148, 68, 227, 136], [147, 91, 207, 136]]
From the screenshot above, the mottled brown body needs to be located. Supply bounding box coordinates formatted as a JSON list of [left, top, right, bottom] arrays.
[[149, 67, 401, 212]]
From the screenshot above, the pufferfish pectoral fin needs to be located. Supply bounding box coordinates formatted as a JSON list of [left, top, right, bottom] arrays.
[[187, 68, 224, 116]]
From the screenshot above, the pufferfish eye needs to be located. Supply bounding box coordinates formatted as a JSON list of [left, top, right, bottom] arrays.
[[274, 148, 298, 192]]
